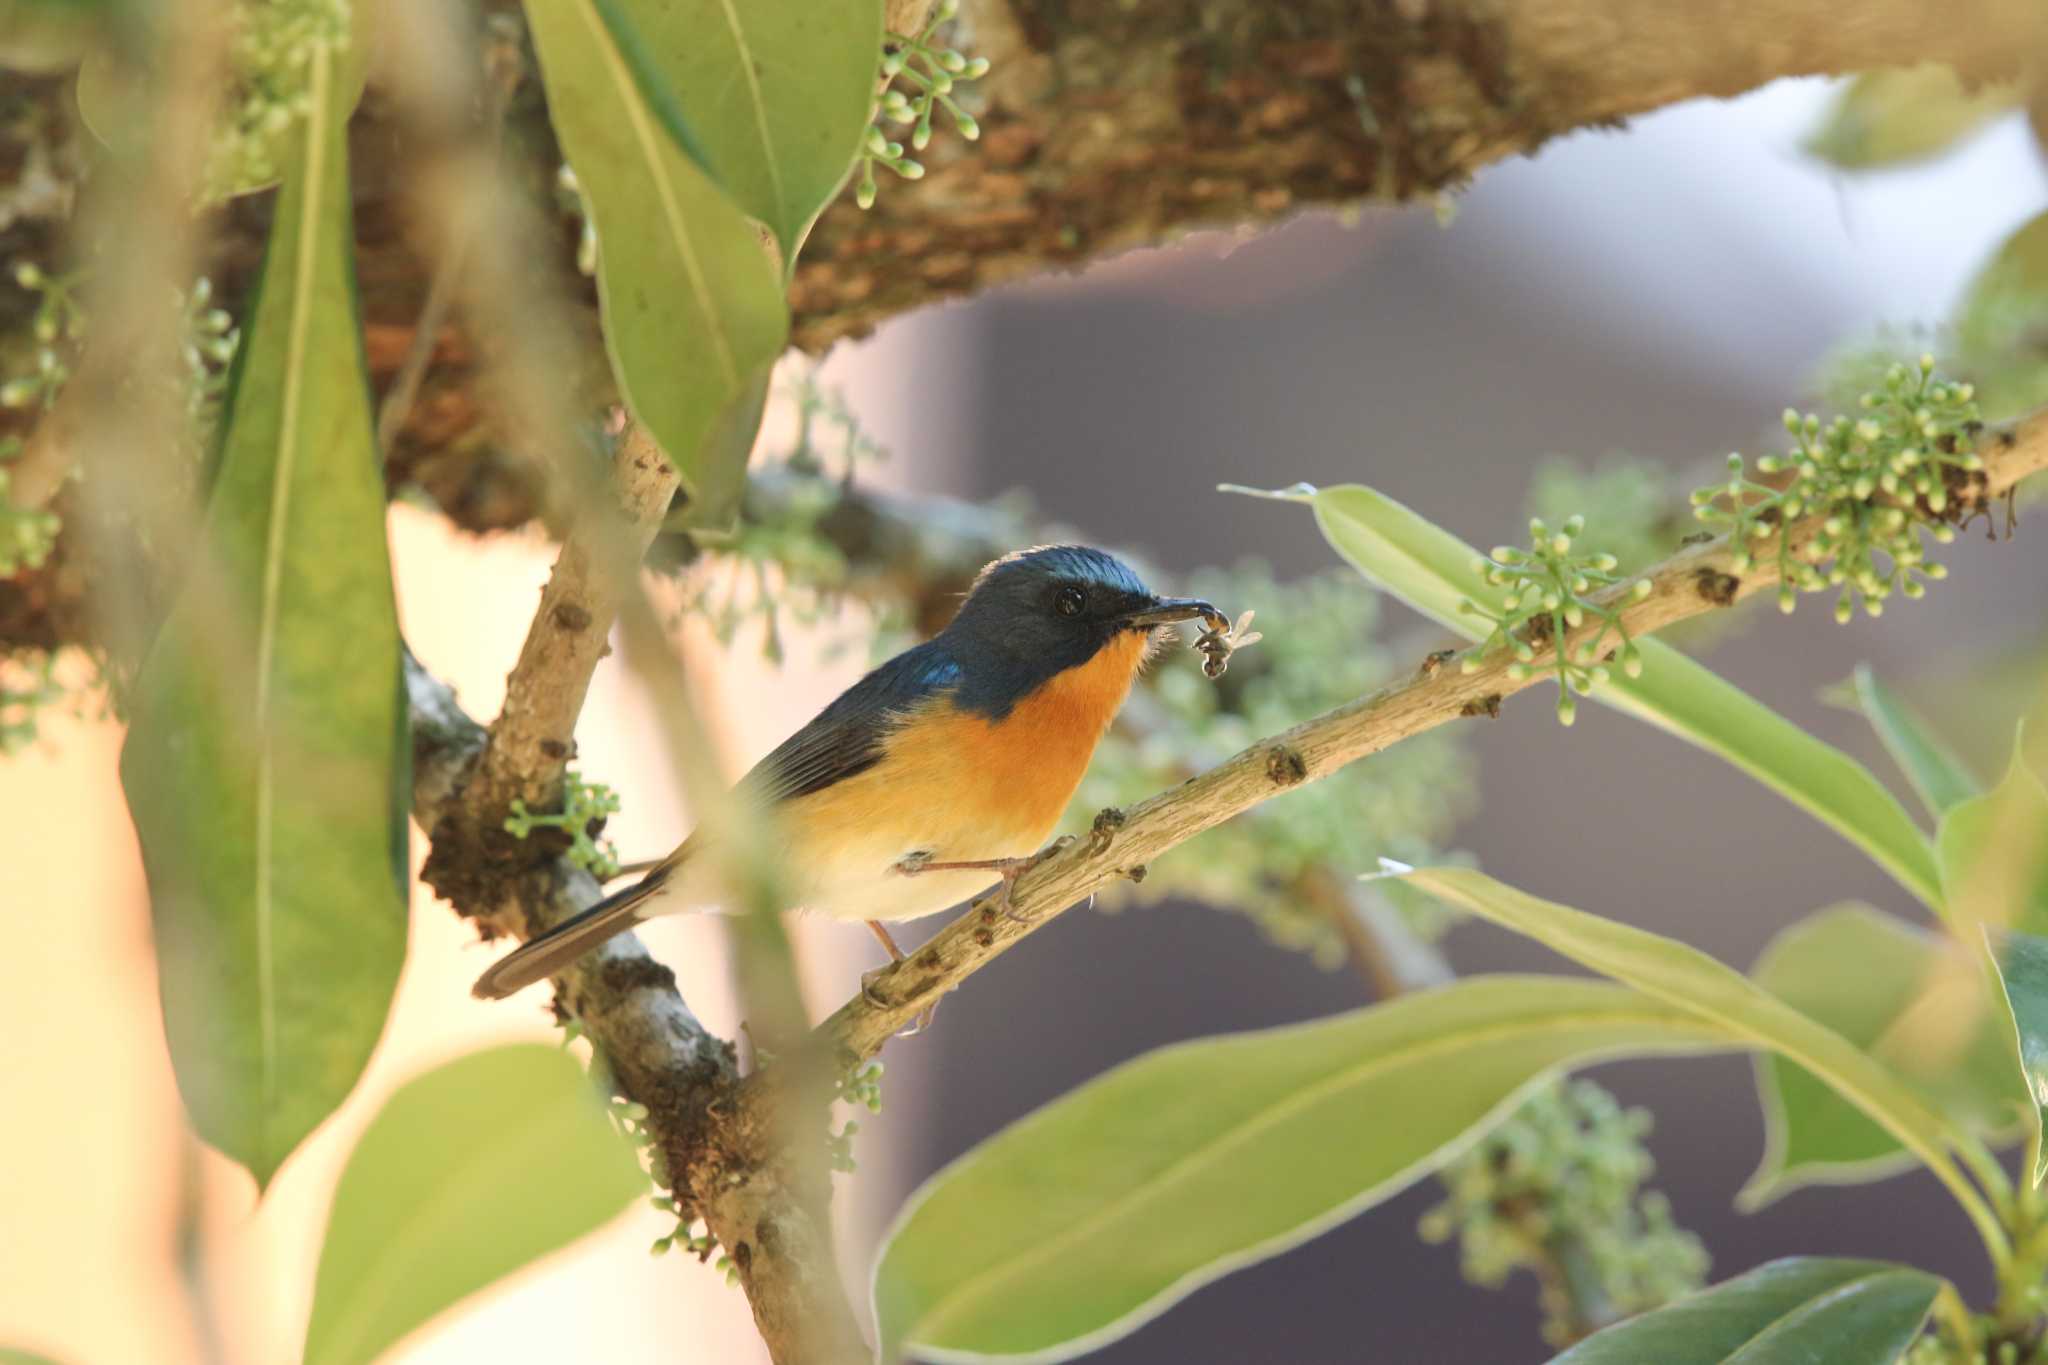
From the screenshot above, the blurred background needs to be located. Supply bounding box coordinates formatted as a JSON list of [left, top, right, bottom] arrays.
[[4, 72, 2047, 1365]]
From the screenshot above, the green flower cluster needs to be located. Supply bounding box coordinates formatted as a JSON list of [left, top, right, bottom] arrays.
[[0, 438, 59, 577], [503, 768, 623, 880], [0, 650, 63, 752], [1691, 355, 1980, 622], [205, 0, 352, 202], [1420, 1077, 1708, 1348], [1460, 516, 1652, 727], [1079, 563, 1474, 967], [856, 0, 988, 209], [178, 276, 240, 442], [828, 1058, 885, 1174]]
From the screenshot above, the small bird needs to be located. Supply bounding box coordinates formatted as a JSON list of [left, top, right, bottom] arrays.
[[472, 545, 1228, 1001]]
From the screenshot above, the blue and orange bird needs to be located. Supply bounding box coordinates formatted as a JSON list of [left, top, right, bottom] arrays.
[[471, 545, 1229, 1000]]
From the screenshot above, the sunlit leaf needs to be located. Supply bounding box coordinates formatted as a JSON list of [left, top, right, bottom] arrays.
[[1551, 1257, 1941, 1365], [874, 976, 1729, 1362], [1286, 483, 1943, 909], [1829, 664, 1979, 819], [117, 41, 407, 1189], [592, 0, 881, 259], [1744, 904, 2022, 1207], [1402, 866, 1998, 1253], [1954, 209, 2048, 421], [0, 1349, 66, 1365], [526, 0, 789, 527], [302, 1045, 645, 1365], [1805, 66, 2017, 170]]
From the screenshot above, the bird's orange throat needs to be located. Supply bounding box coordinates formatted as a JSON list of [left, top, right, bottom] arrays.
[[1013, 627, 1153, 738]]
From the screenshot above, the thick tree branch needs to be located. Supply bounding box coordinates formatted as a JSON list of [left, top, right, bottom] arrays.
[[414, 426, 869, 1365], [790, 0, 2048, 349], [819, 412, 2048, 1057]]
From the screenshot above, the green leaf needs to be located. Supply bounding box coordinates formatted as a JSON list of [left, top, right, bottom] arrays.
[[1938, 734, 2048, 937], [0, 1349, 66, 1365], [1954, 209, 2048, 420], [1293, 484, 1944, 909], [1745, 904, 2022, 1207], [1986, 928, 2048, 1185], [873, 976, 1730, 1362], [526, 0, 790, 526], [76, 2, 374, 201], [117, 41, 407, 1190], [1805, 66, 2017, 170], [1551, 1257, 1941, 1365], [590, 0, 881, 260], [302, 1045, 644, 1365], [1830, 664, 1979, 819], [1402, 866, 2004, 1259]]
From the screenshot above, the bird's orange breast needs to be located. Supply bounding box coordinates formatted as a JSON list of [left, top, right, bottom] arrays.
[[778, 630, 1151, 868]]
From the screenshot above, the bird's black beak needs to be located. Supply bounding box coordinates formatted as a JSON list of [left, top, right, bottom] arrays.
[[1119, 596, 1229, 633]]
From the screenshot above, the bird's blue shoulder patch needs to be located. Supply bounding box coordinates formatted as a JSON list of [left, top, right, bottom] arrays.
[[742, 641, 962, 803]]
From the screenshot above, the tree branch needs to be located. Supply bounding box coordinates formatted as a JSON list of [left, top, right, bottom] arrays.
[[413, 424, 870, 1365], [790, 0, 2048, 349], [817, 411, 2048, 1058]]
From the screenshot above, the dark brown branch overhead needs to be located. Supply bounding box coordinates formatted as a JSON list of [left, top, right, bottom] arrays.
[[789, 0, 2048, 350]]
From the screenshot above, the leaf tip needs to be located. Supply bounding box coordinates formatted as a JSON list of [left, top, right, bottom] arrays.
[[1217, 481, 1318, 503]]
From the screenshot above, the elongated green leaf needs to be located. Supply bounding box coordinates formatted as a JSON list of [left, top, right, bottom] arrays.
[[1986, 928, 2048, 1185], [1954, 209, 2048, 420], [1831, 664, 1980, 818], [1403, 867, 2001, 1256], [592, 0, 880, 259], [1292, 484, 1944, 908], [302, 1045, 644, 1365], [874, 976, 1730, 1362], [1806, 66, 2017, 170], [527, 0, 789, 526], [0, 1349, 65, 1365], [1745, 904, 2022, 1207], [1552, 1257, 1941, 1365], [118, 41, 407, 1189]]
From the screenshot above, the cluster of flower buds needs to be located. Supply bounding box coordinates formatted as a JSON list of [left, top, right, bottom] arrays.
[[1460, 515, 1652, 726], [1691, 355, 1981, 623], [856, 0, 990, 209]]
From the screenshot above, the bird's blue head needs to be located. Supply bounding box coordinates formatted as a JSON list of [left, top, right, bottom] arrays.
[[939, 545, 1224, 717]]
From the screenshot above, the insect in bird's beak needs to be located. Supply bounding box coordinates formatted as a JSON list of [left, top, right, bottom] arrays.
[[1117, 597, 1229, 633], [1119, 597, 1252, 677]]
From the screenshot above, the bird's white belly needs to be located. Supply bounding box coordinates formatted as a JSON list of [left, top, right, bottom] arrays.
[[631, 824, 1010, 924]]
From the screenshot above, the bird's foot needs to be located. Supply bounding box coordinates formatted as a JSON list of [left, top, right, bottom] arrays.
[[889, 835, 1076, 921]]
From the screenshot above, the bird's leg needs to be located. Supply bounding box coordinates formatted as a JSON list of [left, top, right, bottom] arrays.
[[862, 919, 935, 1036], [894, 837, 1076, 923]]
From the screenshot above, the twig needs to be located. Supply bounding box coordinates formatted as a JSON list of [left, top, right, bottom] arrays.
[[816, 411, 2048, 1059], [458, 423, 678, 822]]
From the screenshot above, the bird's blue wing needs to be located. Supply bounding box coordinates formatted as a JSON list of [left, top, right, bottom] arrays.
[[744, 641, 962, 804]]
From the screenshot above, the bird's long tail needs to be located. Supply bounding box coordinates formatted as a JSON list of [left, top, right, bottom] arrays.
[[470, 872, 667, 1000]]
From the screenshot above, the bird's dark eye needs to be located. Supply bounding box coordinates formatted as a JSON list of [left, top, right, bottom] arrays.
[[1054, 585, 1086, 617]]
